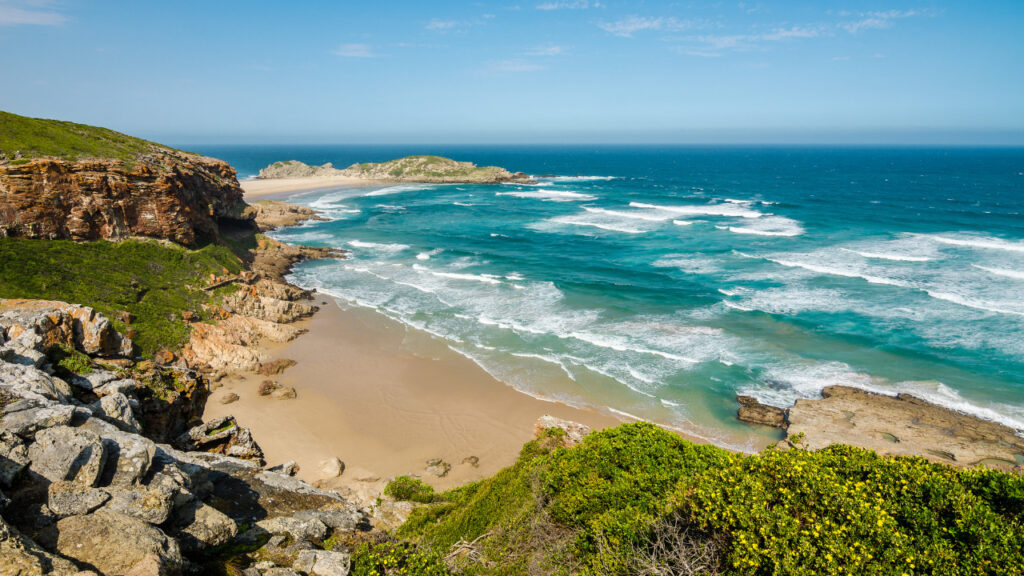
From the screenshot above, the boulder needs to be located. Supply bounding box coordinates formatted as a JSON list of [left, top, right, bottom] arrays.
[[90, 392, 142, 433], [220, 392, 240, 405], [1, 402, 80, 439], [535, 415, 592, 447], [0, 515, 81, 576], [0, 299, 133, 357], [258, 358, 297, 376], [70, 370, 119, 392], [736, 395, 788, 428], [425, 458, 451, 478], [292, 508, 361, 533], [255, 515, 328, 542], [174, 416, 264, 464], [293, 549, 351, 576], [27, 425, 106, 486], [47, 480, 111, 517], [319, 457, 344, 479], [46, 511, 184, 576], [80, 418, 156, 486], [101, 483, 176, 525], [0, 429, 29, 486], [271, 387, 297, 400], [1, 362, 74, 402], [172, 500, 238, 552]]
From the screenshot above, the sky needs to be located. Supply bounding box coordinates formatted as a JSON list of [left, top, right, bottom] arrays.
[[1, 0, 1023, 144]]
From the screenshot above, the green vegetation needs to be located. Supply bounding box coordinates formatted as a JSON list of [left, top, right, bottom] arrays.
[[0, 237, 242, 355], [351, 541, 451, 576], [393, 423, 1024, 576], [0, 110, 172, 163], [385, 476, 442, 504], [47, 343, 93, 378], [345, 155, 513, 182]]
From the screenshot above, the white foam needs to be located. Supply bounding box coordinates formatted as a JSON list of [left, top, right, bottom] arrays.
[[347, 240, 410, 253], [416, 248, 444, 261], [925, 291, 1024, 317], [496, 189, 597, 202], [927, 234, 1024, 254], [364, 184, 431, 197], [839, 248, 933, 262], [412, 264, 503, 285], [765, 257, 909, 288], [726, 216, 804, 237], [673, 220, 694, 226], [973, 265, 1024, 280], [541, 214, 647, 234], [453, 201, 475, 207], [547, 175, 619, 182], [629, 201, 763, 219], [583, 206, 675, 222]]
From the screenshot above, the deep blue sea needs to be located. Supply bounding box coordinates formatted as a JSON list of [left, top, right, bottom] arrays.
[[192, 145, 1024, 449]]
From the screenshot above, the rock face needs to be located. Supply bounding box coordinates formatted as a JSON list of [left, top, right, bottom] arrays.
[[257, 155, 531, 184], [535, 415, 593, 447], [0, 154, 247, 247], [736, 395, 788, 428], [739, 386, 1024, 468], [0, 299, 133, 358], [47, 511, 185, 575], [246, 200, 327, 231]]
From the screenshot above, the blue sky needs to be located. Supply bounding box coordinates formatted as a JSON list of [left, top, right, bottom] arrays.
[[1, 0, 1022, 144]]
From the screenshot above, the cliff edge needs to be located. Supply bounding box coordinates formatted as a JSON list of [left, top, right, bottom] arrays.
[[0, 111, 247, 247]]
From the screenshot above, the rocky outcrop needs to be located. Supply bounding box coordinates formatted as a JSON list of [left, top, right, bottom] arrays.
[[246, 200, 327, 231], [0, 301, 369, 575], [0, 299, 133, 358], [257, 156, 532, 184], [738, 387, 1024, 468], [0, 154, 248, 247], [736, 395, 788, 428]]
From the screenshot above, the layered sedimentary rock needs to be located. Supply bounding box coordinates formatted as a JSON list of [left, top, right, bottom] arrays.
[[0, 154, 247, 246]]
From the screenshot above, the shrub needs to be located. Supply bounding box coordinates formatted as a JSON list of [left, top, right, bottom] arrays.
[[47, 343, 93, 377], [385, 476, 440, 504], [350, 541, 451, 576]]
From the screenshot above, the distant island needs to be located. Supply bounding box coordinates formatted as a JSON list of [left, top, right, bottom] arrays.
[[257, 155, 532, 184]]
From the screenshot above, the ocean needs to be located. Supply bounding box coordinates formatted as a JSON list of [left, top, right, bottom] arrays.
[[192, 145, 1024, 450]]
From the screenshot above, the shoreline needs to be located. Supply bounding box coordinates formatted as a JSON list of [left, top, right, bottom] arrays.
[[240, 175, 392, 198], [205, 296, 623, 500]]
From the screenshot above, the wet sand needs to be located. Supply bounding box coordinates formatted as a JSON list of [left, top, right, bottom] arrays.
[[205, 297, 621, 498], [241, 176, 390, 198]]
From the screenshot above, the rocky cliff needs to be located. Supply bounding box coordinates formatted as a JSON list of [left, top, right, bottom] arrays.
[[0, 111, 248, 247], [258, 155, 531, 184]]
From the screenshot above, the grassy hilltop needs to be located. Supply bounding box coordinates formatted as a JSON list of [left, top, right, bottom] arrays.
[[0, 110, 173, 164]]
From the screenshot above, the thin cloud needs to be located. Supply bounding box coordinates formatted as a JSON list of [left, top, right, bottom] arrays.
[[489, 58, 547, 72], [841, 9, 920, 34], [332, 43, 376, 58], [537, 0, 600, 10], [426, 18, 458, 31], [524, 44, 569, 56], [0, 0, 66, 26], [679, 26, 824, 57], [599, 16, 704, 38]]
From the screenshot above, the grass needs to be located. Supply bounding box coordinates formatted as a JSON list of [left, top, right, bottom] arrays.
[[0, 110, 173, 164], [0, 237, 242, 355], [394, 423, 1024, 576]]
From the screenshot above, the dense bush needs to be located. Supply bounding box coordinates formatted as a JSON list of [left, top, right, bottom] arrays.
[[386, 476, 441, 504], [398, 422, 1024, 576], [350, 541, 451, 576]]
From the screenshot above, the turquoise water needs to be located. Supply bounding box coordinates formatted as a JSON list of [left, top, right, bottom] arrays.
[[196, 146, 1024, 449]]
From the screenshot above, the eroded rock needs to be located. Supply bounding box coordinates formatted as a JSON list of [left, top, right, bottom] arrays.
[[27, 425, 106, 486]]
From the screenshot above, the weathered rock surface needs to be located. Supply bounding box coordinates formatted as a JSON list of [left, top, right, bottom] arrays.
[[293, 549, 351, 576], [0, 430, 29, 487], [736, 395, 788, 428], [174, 415, 265, 464], [46, 511, 185, 575], [0, 153, 247, 247], [425, 458, 451, 478], [535, 414, 593, 447], [27, 426, 106, 486], [47, 481, 111, 517], [89, 392, 141, 433], [744, 386, 1024, 468], [247, 200, 327, 231], [0, 299, 133, 357], [0, 515, 81, 576]]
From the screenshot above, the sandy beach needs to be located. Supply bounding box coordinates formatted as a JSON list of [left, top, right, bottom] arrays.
[[205, 297, 621, 498], [241, 176, 390, 198]]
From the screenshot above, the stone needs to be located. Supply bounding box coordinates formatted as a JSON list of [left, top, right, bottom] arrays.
[[268, 460, 299, 476], [293, 549, 352, 576], [172, 500, 238, 552], [90, 392, 142, 433], [319, 457, 344, 478], [0, 299, 133, 357], [174, 416, 264, 464], [258, 379, 278, 396], [0, 402, 78, 438], [255, 515, 328, 542], [292, 508, 361, 533], [736, 395, 788, 428], [1, 362, 74, 402], [534, 415, 592, 447], [461, 455, 480, 467], [258, 358, 297, 376], [264, 569, 302, 576], [220, 392, 240, 405], [28, 425, 106, 485], [271, 386, 297, 400], [47, 480, 111, 516], [0, 516, 81, 576], [102, 483, 176, 525], [47, 511, 185, 576], [425, 458, 451, 478], [70, 370, 119, 392], [80, 417, 156, 486], [94, 377, 144, 397], [153, 349, 175, 365], [0, 429, 29, 487]]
